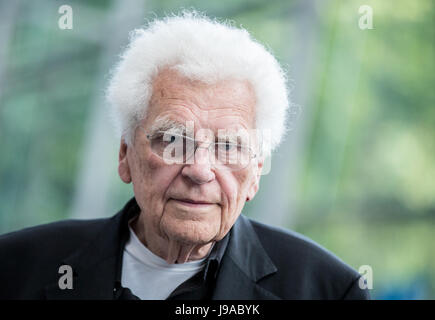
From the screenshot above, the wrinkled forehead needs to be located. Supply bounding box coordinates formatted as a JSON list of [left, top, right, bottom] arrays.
[[143, 68, 257, 134]]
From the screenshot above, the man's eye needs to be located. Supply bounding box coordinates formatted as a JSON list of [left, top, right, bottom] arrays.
[[157, 134, 177, 144], [219, 142, 237, 151]]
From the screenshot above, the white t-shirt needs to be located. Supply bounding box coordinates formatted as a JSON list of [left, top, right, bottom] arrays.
[[121, 224, 211, 300]]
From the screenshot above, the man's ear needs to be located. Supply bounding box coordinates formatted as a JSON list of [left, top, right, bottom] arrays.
[[118, 138, 132, 184], [246, 157, 264, 201]]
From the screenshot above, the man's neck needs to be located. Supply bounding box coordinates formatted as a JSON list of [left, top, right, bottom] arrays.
[[131, 214, 214, 264]]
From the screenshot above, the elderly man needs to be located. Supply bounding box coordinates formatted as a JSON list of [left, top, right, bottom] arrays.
[[0, 13, 369, 300]]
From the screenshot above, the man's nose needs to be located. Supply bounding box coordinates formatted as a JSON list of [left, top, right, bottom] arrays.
[[181, 146, 215, 184]]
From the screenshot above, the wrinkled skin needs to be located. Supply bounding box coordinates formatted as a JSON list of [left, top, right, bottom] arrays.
[[118, 68, 263, 264]]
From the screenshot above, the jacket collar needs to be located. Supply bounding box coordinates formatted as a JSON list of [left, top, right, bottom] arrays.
[[212, 214, 279, 299], [45, 197, 278, 299]]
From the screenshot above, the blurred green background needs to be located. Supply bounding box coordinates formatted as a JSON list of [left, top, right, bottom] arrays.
[[0, 0, 434, 299]]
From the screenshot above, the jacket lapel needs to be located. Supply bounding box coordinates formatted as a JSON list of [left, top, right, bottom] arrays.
[[212, 214, 280, 300]]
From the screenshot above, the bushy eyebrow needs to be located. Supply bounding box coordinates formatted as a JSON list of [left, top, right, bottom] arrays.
[[148, 117, 186, 137], [216, 129, 250, 145]]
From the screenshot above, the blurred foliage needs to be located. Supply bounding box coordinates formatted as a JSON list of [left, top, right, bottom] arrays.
[[293, 0, 435, 299], [0, 0, 433, 299]]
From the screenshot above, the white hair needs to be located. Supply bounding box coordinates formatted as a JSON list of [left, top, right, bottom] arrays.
[[106, 11, 291, 153]]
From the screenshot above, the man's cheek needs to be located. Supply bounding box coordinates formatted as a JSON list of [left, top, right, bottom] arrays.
[[216, 172, 238, 199], [145, 152, 162, 170], [140, 154, 173, 184], [218, 184, 242, 229]]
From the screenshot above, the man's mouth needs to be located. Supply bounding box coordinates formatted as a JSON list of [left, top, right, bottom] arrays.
[[170, 198, 216, 208]]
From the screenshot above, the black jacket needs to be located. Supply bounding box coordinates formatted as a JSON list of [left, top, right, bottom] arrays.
[[0, 198, 370, 300]]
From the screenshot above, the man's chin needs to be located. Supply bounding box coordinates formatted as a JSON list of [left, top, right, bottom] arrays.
[[160, 218, 219, 245]]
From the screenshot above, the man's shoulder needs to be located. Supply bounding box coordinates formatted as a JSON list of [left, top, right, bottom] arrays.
[[0, 217, 108, 253], [243, 216, 366, 299], [0, 217, 114, 299], [0, 217, 110, 276], [248, 217, 354, 271]]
